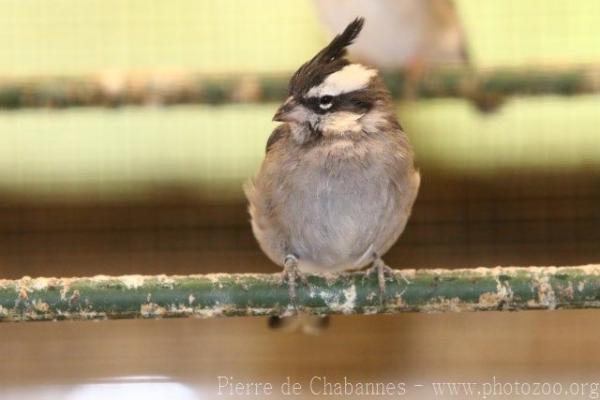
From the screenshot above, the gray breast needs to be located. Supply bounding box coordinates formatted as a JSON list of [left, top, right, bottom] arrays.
[[280, 138, 411, 272]]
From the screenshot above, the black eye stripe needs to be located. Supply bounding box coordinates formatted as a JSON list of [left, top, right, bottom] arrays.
[[301, 90, 374, 114], [319, 95, 333, 105], [301, 97, 327, 113]]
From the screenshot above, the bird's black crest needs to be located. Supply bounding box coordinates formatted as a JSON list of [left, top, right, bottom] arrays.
[[289, 17, 365, 97], [315, 17, 364, 64]]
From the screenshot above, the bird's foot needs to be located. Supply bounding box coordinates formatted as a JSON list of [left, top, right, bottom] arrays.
[[366, 257, 394, 305], [268, 314, 330, 334], [282, 254, 307, 309]]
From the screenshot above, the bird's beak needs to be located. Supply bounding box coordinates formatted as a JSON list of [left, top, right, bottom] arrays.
[[273, 96, 302, 123]]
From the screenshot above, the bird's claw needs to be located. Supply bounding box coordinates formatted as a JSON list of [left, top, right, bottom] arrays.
[[366, 258, 394, 305], [282, 254, 307, 309]]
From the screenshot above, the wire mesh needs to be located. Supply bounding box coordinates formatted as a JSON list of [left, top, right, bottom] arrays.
[[0, 0, 599, 281]]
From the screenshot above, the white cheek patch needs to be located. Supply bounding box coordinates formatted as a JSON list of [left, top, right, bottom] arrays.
[[316, 111, 363, 135], [306, 64, 377, 98]]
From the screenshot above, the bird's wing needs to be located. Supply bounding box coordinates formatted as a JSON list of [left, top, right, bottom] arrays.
[[265, 124, 290, 154]]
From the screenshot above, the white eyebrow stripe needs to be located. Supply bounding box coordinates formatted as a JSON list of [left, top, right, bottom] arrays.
[[306, 64, 377, 98]]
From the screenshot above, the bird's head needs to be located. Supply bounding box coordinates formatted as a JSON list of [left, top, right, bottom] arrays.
[[273, 17, 392, 137]]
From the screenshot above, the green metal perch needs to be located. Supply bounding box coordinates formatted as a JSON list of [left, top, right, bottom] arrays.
[[0, 65, 598, 109], [1, 265, 600, 322]]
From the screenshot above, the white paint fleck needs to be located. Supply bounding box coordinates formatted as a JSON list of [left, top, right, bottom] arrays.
[[496, 278, 513, 301], [536, 274, 557, 310], [341, 285, 357, 312], [31, 277, 52, 291], [60, 286, 69, 301], [319, 285, 357, 314], [362, 306, 379, 315], [120, 275, 146, 289], [156, 274, 175, 288]]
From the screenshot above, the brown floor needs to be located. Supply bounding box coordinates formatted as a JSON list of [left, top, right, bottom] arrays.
[[2, 310, 600, 398]]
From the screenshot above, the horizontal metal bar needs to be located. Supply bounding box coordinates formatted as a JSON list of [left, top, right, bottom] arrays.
[[1, 265, 600, 322], [0, 66, 598, 109]]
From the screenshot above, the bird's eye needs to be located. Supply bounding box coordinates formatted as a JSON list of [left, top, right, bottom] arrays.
[[319, 95, 333, 110]]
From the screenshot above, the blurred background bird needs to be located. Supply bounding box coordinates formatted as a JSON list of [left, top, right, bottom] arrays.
[[313, 0, 469, 69], [313, 0, 502, 111]]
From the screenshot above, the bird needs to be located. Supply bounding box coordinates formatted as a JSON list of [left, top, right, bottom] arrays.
[[312, 1, 502, 112], [312, 0, 470, 69], [244, 18, 420, 329]]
